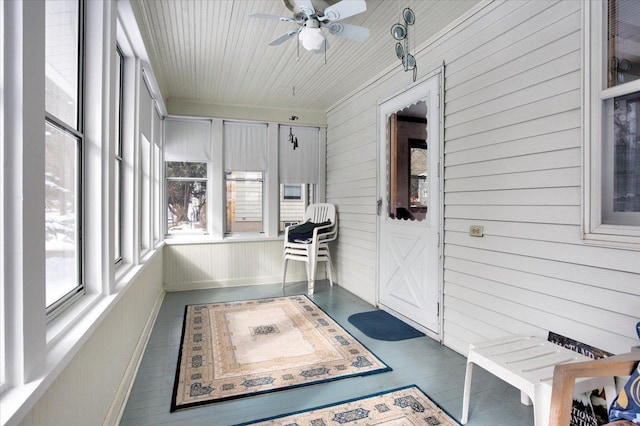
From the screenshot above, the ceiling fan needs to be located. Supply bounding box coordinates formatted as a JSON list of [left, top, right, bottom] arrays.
[[250, 0, 370, 52]]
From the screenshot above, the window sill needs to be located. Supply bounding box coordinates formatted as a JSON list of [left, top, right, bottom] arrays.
[[1, 292, 117, 426], [583, 228, 640, 250], [164, 234, 284, 245]]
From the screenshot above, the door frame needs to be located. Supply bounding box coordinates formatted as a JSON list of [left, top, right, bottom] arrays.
[[375, 66, 445, 341]]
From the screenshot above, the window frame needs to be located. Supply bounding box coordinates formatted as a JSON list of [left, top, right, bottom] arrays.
[[114, 44, 124, 265], [282, 184, 302, 200], [165, 161, 209, 236], [44, 0, 86, 318], [584, 0, 640, 246], [224, 171, 265, 235], [0, 0, 5, 394]]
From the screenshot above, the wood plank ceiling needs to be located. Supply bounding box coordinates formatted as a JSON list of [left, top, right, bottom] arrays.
[[132, 0, 480, 113]]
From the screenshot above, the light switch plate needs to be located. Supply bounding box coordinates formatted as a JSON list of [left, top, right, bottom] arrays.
[[469, 225, 484, 237]]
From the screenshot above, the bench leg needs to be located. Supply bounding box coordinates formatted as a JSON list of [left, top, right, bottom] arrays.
[[461, 361, 474, 424], [533, 384, 551, 426]]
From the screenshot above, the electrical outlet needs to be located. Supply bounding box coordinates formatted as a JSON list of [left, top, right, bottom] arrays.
[[469, 225, 484, 237]]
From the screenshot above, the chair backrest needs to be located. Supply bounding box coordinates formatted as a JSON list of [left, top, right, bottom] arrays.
[[304, 203, 336, 225], [549, 352, 640, 426]]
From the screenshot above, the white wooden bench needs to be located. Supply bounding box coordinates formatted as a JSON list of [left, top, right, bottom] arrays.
[[461, 335, 617, 426]]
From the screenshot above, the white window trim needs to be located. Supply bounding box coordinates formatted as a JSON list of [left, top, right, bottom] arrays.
[[1, 1, 166, 423], [163, 118, 326, 243], [0, 0, 5, 395], [583, 0, 640, 247]]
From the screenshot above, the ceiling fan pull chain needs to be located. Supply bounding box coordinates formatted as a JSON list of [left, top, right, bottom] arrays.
[[324, 39, 327, 65]]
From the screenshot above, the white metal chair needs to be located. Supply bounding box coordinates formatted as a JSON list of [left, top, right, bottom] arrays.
[[282, 203, 338, 295]]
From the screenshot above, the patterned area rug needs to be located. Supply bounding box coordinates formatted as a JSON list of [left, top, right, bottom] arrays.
[[171, 295, 391, 412], [240, 385, 461, 425]]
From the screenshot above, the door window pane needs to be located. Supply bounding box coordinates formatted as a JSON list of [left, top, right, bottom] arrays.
[[410, 139, 428, 211], [387, 101, 428, 221]]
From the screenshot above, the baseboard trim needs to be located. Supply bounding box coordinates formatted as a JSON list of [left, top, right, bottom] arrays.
[[103, 289, 166, 426], [164, 274, 316, 292]]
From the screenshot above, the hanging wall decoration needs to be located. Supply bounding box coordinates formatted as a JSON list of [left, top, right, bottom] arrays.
[[289, 127, 299, 150], [391, 7, 417, 82]]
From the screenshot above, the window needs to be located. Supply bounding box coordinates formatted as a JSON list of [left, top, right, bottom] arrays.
[[585, 0, 640, 244], [162, 120, 324, 239], [45, 0, 84, 314], [139, 135, 151, 253], [153, 108, 162, 245], [278, 125, 321, 232], [224, 122, 268, 234], [166, 162, 208, 235], [226, 172, 263, 233], [283, 184, 302, 200], [114, 45, 124, 264], [279, 184, 315, 232]]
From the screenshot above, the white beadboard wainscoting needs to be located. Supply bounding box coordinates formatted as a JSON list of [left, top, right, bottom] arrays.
[[16, 251, 165, 426], [326, 0, 640, 357], [163, 240, 316, 291]]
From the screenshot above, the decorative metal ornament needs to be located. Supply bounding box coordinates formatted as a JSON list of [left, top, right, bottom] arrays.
[[391, 23, 407, 40], [289, 127, 298, 150], [395, 42, 404, 59], [403, 7, 415, 25], [391, 7, 417, 82]]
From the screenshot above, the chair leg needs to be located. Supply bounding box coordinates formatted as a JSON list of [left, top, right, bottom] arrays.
[[282, 258, 289, 289], [326, 252, 334, 286], [307, 248, 317, 295]]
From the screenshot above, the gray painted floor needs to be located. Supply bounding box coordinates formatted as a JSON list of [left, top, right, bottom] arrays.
[[120, 281, 534, 425]]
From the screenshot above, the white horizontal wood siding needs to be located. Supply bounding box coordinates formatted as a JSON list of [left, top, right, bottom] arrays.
[[281, 199, 305, 223], [232, 181, 263, 222], [326, 0, 640, 355]]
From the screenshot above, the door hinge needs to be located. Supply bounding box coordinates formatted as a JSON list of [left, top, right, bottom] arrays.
[[437, 232, 441, 248], [437, 302, 440, 317], [437, 162, 441, 178], [376, 198, 382, 216]]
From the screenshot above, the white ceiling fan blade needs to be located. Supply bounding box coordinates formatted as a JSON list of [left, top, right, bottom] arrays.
[[324, 22, 369, 42], [319, 0, 367, 22], [293, 0, 316, 16], [249, 13, 299, 23], [269, 29, 301, 46]]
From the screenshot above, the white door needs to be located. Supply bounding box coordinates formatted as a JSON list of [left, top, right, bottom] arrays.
[[377, 71, 442, 336]]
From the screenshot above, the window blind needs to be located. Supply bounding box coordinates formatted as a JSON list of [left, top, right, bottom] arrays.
[[164, 118, 212, 162], [279, 125, 320, 184], [224, 121, 268, 171]]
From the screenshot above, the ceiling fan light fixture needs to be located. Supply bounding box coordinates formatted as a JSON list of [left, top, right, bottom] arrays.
[[299, 27, 325, 51]]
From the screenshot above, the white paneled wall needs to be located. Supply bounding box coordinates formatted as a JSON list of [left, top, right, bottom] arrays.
[[18, 253, 164, 426], [326, 0, 640, 356], [163, 241, 309, 291]]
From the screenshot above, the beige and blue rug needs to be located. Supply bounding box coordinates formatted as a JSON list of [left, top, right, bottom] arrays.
[[240, 385, 461, 425], [171, 295, 391, 411]]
